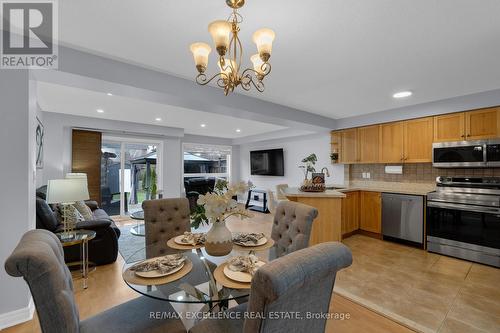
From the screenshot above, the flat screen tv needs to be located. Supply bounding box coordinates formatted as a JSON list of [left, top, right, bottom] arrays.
[[250, 148, 284, 176]]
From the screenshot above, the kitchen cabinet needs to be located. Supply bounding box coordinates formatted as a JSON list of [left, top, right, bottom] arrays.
[[330, 131, 341, 164], [341, 191, 359, 236], [466, 107, 499, 140], [357, 125, 380, 163], [433, 107, 500, 142], [403, 117, 433, 163], [433, 113, 465, 142], [379, 122, 404, 163], [360, 191, 381, 234], [340, 128, 358, 164]]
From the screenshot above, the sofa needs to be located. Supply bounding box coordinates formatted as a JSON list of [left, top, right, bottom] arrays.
[[184, 177, 216, 212], [35, 187, 121, 266]]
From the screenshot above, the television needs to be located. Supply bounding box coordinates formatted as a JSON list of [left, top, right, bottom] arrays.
[[250, 148, 284, 176]]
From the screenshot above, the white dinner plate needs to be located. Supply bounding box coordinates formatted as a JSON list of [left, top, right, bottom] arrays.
[[174, 234, 205, 245], [223, 261, 266, 283], [233, 235, 267, 247], [134, 259, 185, 278]]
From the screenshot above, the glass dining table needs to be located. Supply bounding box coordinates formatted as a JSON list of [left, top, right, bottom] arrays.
[[122, 241, 267, 311]]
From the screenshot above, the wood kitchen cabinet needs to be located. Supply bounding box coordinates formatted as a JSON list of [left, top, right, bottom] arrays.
[[433, 107, 500, 142], [466, 107, 500, 140], [357, 125, 380, 163], [360, 191, 381, 234], [340, 128, 358, 164], [341, 191, 359, 237], [379, 122, 404, 163], [403, 117, 433, 163]]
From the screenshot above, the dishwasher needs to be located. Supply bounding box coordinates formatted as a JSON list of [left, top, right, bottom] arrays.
[[381, 193, 424, 247]]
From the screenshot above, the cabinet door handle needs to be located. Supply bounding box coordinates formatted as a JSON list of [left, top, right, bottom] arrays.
[[461, 134, 465, 138], [467, 134, 470, 137]]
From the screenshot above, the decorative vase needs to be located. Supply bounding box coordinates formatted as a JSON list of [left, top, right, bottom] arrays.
[[204, 220, 233, 256]]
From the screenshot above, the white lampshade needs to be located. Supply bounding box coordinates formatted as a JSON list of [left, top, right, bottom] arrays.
[[208, 20, 232, 52], [250, 54, 265, 75], [218, 58, 238, 79], [65, 173, 87, 180], [189, 42, 211, 69], [46, 179, 90, 204], [252, 28, 275, 59]]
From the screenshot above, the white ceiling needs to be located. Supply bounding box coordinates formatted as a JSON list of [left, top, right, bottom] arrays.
[[57, 0, 500, 119], [36, 82, 286, 138]]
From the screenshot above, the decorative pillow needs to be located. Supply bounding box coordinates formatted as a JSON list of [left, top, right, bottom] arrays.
[[73, 201, 94, 221], [55, 204, 85, 225]]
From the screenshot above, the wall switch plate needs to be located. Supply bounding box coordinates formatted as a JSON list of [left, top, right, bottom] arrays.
[[366, 172, 371, 179], [362, 172, 367, 179]]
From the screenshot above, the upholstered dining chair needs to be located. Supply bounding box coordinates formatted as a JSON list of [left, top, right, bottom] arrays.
[[189, 242, 353, 333], [275, 183, 289, 201], [269, 200, 318, 260], [142, 198, 191, 256], [4, 229, 186, 333]]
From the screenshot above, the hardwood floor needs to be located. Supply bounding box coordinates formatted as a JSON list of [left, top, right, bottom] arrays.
[[3, 212, 414, 333]]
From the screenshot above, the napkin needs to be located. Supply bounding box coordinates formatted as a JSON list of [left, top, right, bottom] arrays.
[[180, 232, 206, 245], [130, 254, 186, 274], [233, 232, 266, 246], [227, 254, 260, 275]]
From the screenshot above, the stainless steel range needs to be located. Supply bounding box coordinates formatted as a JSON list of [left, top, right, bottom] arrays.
[[427, 176, 500, 267]]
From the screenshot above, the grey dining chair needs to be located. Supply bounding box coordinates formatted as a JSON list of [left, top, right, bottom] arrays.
[[269, 200, 318, 260], [189, 241, 353, 333], [142, 198, 191, 256], [4, 229, 186, 333]]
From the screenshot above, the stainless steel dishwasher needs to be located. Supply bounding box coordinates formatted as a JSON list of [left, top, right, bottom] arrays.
[[382, 193, 424, 246]]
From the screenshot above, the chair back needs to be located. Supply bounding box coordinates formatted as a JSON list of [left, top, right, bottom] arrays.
[[142, 198, 190, 256], [4, 230, 80, 333], [245, 242, 352, 333], [275, 184, 289, 201], [270, 201, 318, 259]]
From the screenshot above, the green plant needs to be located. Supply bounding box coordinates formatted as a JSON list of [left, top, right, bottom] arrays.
[[299, 153, 317, 180]]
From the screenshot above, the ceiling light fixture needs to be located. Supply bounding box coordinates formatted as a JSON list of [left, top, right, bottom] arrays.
[[200, 124, 206, 128], [236, 129, 241, 133], [106, 93, 113, 96], [189, 0, 275, 95], [96, 109, 104, 113], [393, 91, 413, 99], [155, 117, 162, 121]]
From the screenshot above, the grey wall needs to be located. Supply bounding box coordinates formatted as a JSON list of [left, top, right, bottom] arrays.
[[0, 71, 36, 326]]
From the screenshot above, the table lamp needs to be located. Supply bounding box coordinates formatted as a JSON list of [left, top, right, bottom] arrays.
[[46, 178, 90, 239]]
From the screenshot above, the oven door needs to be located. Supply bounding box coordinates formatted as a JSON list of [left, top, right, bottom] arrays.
[[432, 142, 486, 168], [427, 201, 500, 250]]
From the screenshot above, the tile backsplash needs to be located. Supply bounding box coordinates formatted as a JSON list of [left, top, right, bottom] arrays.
[[349, 163, 500, 183]]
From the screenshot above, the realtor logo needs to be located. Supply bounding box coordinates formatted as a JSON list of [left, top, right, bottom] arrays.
[[1, 0, 58, 69]]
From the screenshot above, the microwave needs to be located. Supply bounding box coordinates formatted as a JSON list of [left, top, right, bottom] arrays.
[[432, 139, 500, 168]]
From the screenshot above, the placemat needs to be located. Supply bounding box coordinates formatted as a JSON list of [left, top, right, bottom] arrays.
[[167, 237, 205, 250], [123, 258, 193, 286], [233, 238, 275, 252], [213, 262, 252, 290]]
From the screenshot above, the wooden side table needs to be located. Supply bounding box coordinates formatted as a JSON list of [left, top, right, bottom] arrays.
[[56, 229, 96, 289]]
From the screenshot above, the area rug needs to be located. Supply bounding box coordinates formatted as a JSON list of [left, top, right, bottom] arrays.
[[333, 234, 500, 333], [117, 224, 145, 260]]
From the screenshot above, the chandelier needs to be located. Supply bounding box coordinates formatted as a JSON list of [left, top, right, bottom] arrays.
[[189, 0, 275, 95]]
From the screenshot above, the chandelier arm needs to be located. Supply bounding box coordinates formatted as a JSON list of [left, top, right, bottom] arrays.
[[260, 62, 271, 76], [241, 71, 265, 92], [196, 72, 228, 86]]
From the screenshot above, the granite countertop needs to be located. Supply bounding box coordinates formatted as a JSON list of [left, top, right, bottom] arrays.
[[328, 181, 435, 196], [284, 187, 346, 198]]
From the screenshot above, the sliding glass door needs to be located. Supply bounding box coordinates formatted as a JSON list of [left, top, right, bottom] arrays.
[[101, 138, 161, 216]]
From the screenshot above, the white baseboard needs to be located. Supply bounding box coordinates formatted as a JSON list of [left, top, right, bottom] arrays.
[[0, 298, 34, 330]]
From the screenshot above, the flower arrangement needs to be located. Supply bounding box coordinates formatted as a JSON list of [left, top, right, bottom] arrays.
[[299, 153, 318, 181], [191, 180, 253, 229]]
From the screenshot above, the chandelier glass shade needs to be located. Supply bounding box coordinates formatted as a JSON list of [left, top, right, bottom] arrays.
[[189, 0, 275, 95]]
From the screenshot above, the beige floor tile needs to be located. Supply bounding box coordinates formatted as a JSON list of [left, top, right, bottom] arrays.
[[439, 317, 488, 333], [466, 263, 500, 286], [447, 297, 500, 332], [429, 256, 472, 279]]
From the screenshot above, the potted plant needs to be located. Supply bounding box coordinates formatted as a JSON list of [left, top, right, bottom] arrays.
[[191, 181, 252, 256], [299, 153, 318, 184]]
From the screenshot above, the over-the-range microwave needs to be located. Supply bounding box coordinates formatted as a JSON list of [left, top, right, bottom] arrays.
[[432, 139, 500, 168]]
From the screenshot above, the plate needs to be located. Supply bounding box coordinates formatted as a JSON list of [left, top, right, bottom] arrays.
[[174, 234, 205, 246], [223, 260, 266, 283], [233, 235, 267, 247], [134, 259, 185, 278]]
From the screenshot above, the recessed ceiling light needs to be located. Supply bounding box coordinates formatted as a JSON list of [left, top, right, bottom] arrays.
[[195, 153, 201, 156], [96, 109, 104, 113], [106, 93, 113, 96], [236, 129, 241, 133], [393, 91, 413, 99], [200, 124, 206, 128], [155, 117, 162, 121]]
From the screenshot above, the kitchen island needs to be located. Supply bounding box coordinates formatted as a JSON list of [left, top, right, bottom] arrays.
[[284, 188, 345, 245]]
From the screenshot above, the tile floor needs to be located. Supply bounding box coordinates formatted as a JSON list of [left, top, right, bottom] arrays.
[[334, 234, 500, 333]]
